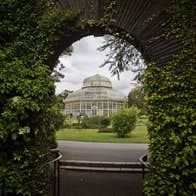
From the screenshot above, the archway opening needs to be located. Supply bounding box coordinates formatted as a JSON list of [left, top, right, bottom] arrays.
[[53, 34, 147, 140], [52, 34, 148, 196]]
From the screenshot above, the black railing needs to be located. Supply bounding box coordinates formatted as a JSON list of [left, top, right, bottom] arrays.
[[139, 154, 180, 195], [139, 154, 150, 179], [50, 149, 62, 196], [0, 149, 62, 196]]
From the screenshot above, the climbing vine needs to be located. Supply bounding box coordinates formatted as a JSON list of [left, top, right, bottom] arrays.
[[82, 0, 135, 43], [144, 0, 196, 195], [0, 0, 78, 195], [83, 1, 196, 195]]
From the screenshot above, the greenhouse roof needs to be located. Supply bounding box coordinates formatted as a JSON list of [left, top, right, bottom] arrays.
[[64, 74, 126, 102]]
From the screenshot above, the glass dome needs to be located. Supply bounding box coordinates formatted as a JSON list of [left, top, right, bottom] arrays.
[[64, 74, 127, 117], [65, 87, 125, 102], [83, 74, 112, 88]]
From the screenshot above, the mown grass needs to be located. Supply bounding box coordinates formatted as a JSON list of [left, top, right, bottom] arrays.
[[56, 125, 148, 143]]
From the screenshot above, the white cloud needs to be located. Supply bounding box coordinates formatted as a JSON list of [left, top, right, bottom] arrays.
[[55, 36, 137, 96]]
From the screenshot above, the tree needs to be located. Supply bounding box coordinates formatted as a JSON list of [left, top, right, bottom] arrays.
[[111, 107, 139, 138], [49, 89, 73, 131], [52, 45, 74, 82], [56, 89, 73, 109], [98, 35, 146, 79], [128, 85, 146, 115]]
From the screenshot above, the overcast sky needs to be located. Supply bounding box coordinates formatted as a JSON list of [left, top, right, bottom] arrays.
[[54, 35, 138, 96]]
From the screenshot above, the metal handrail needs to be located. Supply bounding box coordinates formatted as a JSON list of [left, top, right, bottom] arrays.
[[0, 149, 62, 196], [139, 154, 150, 179], [139, 154, 180, 195]]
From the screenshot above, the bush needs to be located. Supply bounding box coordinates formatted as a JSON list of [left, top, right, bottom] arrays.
[[111, 107, 140, 138], [87, 116, 101, 128], [99, 117, 110, 128], [80, 115, 89, 128], [79, 116, 110, 129], [63, 123, 71, 128]]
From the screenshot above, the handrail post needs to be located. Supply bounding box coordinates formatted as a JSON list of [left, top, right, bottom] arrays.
[[1, 178, 5, 196], [139, 154, 150, 180], [50, 148, 61, 196], [53, 160, 56, 196], [57, 159, 60, 196], [142, 164, 145, 179]]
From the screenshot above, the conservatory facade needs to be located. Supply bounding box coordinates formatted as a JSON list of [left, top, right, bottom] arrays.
[[64, 74, 127, 117]]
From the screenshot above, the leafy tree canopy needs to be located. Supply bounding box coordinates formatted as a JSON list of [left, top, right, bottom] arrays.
[[52, 45, 74, 82], [98, 35, 146, 79], [128, 85, 146, 115], [55, 89, 73, 109]]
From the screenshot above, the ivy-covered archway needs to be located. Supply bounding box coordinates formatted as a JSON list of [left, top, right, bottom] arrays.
[[0, 0, 195, 195]]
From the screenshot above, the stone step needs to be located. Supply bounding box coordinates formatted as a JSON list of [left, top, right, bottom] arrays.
[[60, 165, 147, 173], [60, 160, 150, 173], [60, 160, 141, 168]]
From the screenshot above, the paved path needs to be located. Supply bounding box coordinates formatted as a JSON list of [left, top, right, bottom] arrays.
[[58, 140, 148, 162], [57, 141, 148, 196], [60, 170, 143, 196]]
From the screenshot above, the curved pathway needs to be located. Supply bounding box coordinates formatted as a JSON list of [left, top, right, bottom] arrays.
[[58, 140, 148, 162], [57, 141, 148, 196]]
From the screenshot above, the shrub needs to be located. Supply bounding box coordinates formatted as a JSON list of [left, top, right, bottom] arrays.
[[79, 116, 111, 129], [63, 123, 71, 128], [50, 105, 65, 130], [80, 115, 89, 128], [99, 117, 110, 128], [111, 107, 139, 138], [87, 116, 101, 128]]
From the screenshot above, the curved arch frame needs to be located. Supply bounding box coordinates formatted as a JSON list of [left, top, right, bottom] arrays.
[[48, 1, 195, 195]]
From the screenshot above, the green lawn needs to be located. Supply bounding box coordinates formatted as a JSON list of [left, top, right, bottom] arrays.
[[56, 125, 148, 143]]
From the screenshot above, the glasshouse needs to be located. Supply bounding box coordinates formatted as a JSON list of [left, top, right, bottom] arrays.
[[64, 74, 127, 117]]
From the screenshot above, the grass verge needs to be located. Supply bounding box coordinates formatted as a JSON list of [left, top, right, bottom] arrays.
[[56, 125, 148, 143]]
